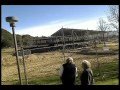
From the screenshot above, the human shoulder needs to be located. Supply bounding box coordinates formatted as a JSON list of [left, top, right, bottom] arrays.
[[86, 68, 93, 76], [63, 63, 66, 66], [86, 68, 92, 71], [71, 63, 76, 66]]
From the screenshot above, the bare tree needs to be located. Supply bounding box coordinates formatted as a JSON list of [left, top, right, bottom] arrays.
[[107, 5, 119, 33], [98, 18, 108, 47]]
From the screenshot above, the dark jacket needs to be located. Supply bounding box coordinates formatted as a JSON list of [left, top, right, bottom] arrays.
[[61, 63, 76, 85], [80, 68, 94, 85]]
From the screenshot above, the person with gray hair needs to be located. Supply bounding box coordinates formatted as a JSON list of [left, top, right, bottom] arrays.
[[59, 57, 78, 85], [80, 60, 94, 85]]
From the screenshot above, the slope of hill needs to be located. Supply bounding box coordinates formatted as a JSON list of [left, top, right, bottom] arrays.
[[1, 28, 13, 48], [1, 28, 34, 48]]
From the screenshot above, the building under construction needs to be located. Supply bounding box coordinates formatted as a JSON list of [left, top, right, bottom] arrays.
[[19, 27, 118, 54], [21, 28, 106, 54], [32, 28, 103, 47]]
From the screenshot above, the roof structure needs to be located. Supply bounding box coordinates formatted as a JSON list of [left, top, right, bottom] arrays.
[[51, 28, 103, 37]]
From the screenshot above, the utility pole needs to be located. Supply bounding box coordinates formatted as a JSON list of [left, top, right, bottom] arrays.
[[6, 16, 22, 85]]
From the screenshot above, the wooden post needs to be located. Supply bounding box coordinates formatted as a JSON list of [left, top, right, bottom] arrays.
[[94, 39, 101, 76], [103, 31, 106, 47], [72, 29, 75, 49], [21, 36, 28, 85], [21, 47, 28, 85], [73, 31, 78, 48], [107, 30, 109, 41], [62, 28, 65, 62], [12, 26, 22, 85], [56, 36, 58, 46]]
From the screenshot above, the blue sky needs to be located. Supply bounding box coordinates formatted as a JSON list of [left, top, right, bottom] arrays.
[[2, 5, 109, 37]]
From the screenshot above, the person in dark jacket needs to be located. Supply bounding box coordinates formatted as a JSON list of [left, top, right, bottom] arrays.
[[59, 57, 78, 85], [80, 60, 94, 85]]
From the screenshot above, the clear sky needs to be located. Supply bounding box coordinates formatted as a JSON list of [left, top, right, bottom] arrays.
[[2, 5, 109, 37]]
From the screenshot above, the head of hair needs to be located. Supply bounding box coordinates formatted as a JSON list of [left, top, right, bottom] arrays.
[[82, 60, 91, 69], [66, 57, 73, 64]]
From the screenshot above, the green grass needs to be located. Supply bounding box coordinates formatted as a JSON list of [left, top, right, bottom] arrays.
[[28, 76, 61, 85], [93, 62, 118, 81], [9, 61, 118, 85], [79, 42, 118, 55], [96, 79, 118, 85], [3, 77, 118, 85], [2, 45, 118, 85], [96, 43, 118, 51], [11, 75, 61, 85]]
